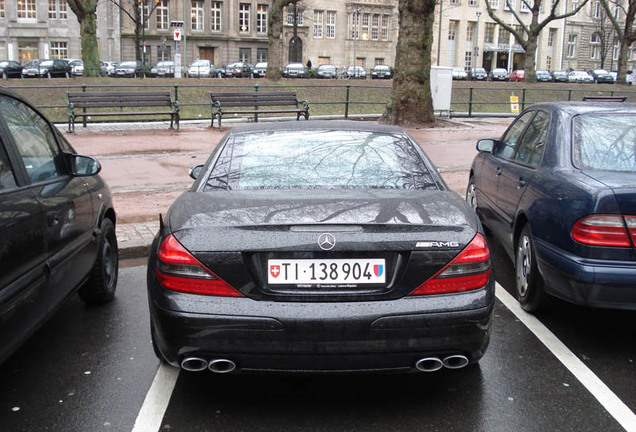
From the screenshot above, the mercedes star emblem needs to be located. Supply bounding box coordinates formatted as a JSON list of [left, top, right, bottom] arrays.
[[318, 233, 336, 251]]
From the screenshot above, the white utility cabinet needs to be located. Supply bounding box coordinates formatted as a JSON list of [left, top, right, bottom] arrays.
[[430, 66, 453, 114]]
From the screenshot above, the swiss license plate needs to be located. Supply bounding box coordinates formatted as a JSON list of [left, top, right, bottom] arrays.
[[268, 259, 385, 285]]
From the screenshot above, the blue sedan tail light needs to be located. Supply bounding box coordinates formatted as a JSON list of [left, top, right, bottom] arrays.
[[571, 215, 636, 247]]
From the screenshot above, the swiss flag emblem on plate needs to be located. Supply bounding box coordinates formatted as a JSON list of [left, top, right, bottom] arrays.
[[270, 265, 280, 278]]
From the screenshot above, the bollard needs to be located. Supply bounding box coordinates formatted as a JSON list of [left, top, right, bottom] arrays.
[[254, 83, 259, 123]]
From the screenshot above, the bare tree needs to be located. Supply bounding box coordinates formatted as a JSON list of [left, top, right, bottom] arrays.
[[600, 0, 636, 84], [66, 0, 100, 77], [486, 0, 590, 82], [267, 0, 301, 80], [108, 0, 162, 64], [590, 6, 617, 69], [381, 0, 437, 126]]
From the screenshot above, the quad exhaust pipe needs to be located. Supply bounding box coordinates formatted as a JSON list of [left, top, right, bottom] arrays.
[[180, 357, 237, 373], [415, 354, 469, 372]]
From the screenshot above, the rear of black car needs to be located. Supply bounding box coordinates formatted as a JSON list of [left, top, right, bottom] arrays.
[[147, 123, 494, 373]]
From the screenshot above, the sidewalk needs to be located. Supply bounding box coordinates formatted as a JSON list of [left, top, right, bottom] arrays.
[[66, 116, 511, 260]]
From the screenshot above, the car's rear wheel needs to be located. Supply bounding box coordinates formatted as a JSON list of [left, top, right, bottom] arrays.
[[79, 218, 118, 305], [515, 225, 547, 313]]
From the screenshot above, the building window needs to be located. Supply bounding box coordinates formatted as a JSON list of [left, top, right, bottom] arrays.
[[157, 0, 169, 30], [590, 33, 601, 59], [485, 23, 495, 43], [520, 0, 530, 12], [593, 1, 601, 18], [361, 13, 370, 38], [239, 3, 250, 33], [449, 0, 459, 4], [571, 0, 579, 12], [48, 0, 67, 20], [498, 26, 508, 44], [375, 58, 385, 66], [567, 34, 577, 58], [489, 0, 499, 9], [381, 14, 389, 40], [141, 0, 150, 29], [191, 0, 204, 31], [18, 0, 37, 20], [0, 0, 4, 18], [371, 14, 379, 40], [326, 11, 336, 39], [287, 8, 303, 25], [313, 10, 324, 38], [467, 22, 475, 42], [318, 56, 330, 65], [546, 55, 552, 71], [158, 44, 171, 61], [448, 20, 457, 41], [613, 41, 619, 61], [349, 12, 359, 39], [504, 0, 516, 11], [239, 47, 251, 63], [257, 48, 267, 63], [257, 4, 267, 34], [548, 28, 555, 47], [465, 51, 473, 69], [50, 41, 68, 59], [211, 1, 222, 32], [469, 0, 478, 5]]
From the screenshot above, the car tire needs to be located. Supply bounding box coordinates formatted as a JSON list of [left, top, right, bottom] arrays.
[[78, 218, 118, 305], [466, 179, 478, 211], [515, 225, 548, 313]]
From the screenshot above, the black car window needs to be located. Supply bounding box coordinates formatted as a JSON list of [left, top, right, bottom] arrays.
[[496, 111, 534, 160], [0, 143, 17, 190], [514, 110, 549, 168], [572, 114, 636, 172], [0, 96, 64, 183], [204, 130, 437, 190]]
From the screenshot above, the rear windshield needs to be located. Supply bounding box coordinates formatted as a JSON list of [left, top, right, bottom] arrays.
[[203, 130, 437, 190], [572, 114, 636, 172]]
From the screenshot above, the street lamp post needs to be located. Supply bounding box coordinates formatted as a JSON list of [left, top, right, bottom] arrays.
[[475, 11, 481, 70], [437, 0, 443, 66]]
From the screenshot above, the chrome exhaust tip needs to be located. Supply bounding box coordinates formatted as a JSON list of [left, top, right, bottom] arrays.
[[415, 357, 444, 372], [442, 354, 470, 369], [208, 359, 237, 374], [180, 357, 208, 372]]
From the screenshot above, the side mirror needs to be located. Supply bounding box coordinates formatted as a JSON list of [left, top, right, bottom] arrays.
[[189, 165, 204, 180], [71, 154, 101, 176], [476, 139, 495, 153]]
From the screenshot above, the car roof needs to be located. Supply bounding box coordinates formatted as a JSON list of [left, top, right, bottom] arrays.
[[527, 101, 636, 116], [228, 120, 409, 135]]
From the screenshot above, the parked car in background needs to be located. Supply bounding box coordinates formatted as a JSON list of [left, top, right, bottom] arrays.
[[467, 100, 636, 313], [66, 59, 84, 76], [551, 70, 568, 82], [283, 63, 307, 78], [0, 60, 24, 78], [509, 69, 525, 82], [21, 59, 44, 78], [216, 65, 227, 78], [568, 70, 594, 83], [225, 62, 251, 78], [115, 60, 143, 78], [316, 64, 337, 79], [535, 70, 552, 82], [150, 61, 176, 78], [489, 68, 508, 81], [0, 87, 118, 365], [469, 67, 488, 81], [147, 121, 494, 374], [101, 61, 118, 77], [187, 59, 213, 78], [347, 66, 366, 79], [588, 69, 613, 84], [371, 64, 393, 79], [452, 67, 468, 80], [253, 62, 267, 78]]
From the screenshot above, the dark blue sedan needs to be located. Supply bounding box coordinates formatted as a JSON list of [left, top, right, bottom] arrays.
[[467, 101, 636, 312]]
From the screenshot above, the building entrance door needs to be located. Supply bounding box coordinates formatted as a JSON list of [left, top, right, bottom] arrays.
[[18, 42, 38, 64], [199, 47, 214, 64]]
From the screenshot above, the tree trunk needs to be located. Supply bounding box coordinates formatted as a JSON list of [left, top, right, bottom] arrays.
[[266, 1, 285, 80], [616, 39, 632, 85], [66, 0, 100, 77], [523, 36, 538, 82], [380, 0, 436, 126]]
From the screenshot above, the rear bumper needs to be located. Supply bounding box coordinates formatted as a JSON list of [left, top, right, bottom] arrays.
[[535, 239, 636, 310], [149, 285, 494, 373]]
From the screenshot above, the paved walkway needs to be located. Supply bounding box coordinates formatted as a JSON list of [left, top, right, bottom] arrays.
[[65, 116, 512, 260]]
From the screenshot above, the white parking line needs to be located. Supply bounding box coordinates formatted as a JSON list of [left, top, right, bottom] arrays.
[[131, 363, 180, 432], [496, 284, 636, 432]]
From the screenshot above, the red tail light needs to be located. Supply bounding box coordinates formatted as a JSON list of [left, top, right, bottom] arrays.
[[571, 215, 634, 247], [156, 234, 243, 297], [409, 233, 491, 296]]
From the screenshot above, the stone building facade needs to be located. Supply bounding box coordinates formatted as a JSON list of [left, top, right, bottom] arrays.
[[0, 0, 119, 63]]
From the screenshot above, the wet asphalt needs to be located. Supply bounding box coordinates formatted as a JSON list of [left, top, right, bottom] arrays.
[[0, 237, 634, 432]]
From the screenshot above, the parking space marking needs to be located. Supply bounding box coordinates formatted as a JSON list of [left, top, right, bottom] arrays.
[[496, 284, 636, 432], [131, 363, 180, 432]]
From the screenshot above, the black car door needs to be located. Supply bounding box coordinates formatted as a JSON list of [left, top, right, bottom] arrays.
[[0, 95, 97, 311], [495, 110, 550, 248], [480, 111, 535, 243], [0, 131, 50, 363]]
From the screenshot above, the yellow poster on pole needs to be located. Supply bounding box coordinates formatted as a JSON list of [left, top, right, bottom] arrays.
[[510, 96, 520, 113]]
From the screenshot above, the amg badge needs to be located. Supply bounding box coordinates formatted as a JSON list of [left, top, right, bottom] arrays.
[[416, 241, 460, 248]]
